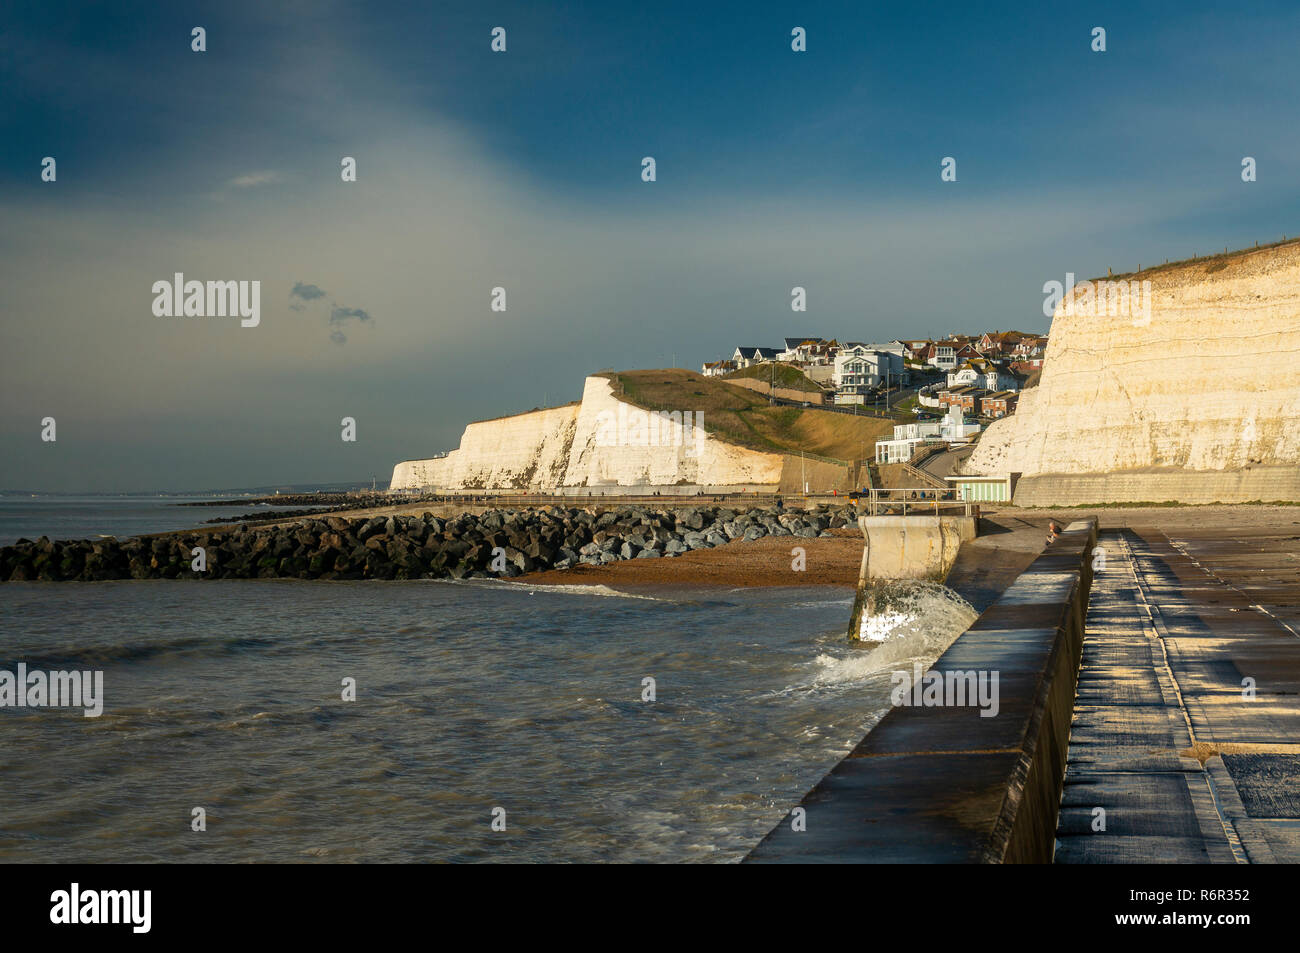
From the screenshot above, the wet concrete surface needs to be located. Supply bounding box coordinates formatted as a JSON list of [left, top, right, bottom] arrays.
[[944, 515, 1051, 612], [1055, 520, 1300, 864], [746, 520, 1097, 863]]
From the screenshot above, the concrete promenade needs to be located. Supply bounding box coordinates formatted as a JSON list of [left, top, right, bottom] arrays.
[[747, 519, 1098, 863], [1055, 523, 1300, 863], [743, 504, 1300, 863]]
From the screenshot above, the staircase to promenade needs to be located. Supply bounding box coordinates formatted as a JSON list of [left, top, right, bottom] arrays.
[[903, 445, 949, 489]]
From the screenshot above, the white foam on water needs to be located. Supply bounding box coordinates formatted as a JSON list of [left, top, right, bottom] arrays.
[[784, 597, 855, 609], [509, 582, 667, 601], [858, 610, 913, 642], [798, 581, 978, 691], [854, 580, 976, 645], [440, 577, 666, 601]]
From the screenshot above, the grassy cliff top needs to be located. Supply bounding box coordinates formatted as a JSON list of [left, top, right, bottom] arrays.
[[721, 362, 825, 393], [1097, 235, 1300, 282], [471, 400, 582, 425], [599, 369, 893, 464]]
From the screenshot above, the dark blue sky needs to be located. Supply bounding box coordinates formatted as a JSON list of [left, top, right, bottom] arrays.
[[3, 1, 1298, 490]]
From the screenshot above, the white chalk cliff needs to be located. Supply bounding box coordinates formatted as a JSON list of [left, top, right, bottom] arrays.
[[391, 376, 786, 491], [968, 242, 1300, 501]]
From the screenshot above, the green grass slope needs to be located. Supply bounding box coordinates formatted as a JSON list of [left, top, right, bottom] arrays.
[[601, 369, 894, 464], [721, 362, 824, 393]]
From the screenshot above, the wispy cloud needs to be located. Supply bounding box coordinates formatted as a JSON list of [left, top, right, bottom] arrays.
[[6, 1, 1300, 492], [228, 171, 281, 188], [329, 305, 373, 345], [291, 282, 327, 301], [287, 283, 374, 342]]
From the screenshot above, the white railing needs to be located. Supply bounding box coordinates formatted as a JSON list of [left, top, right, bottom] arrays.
[[855, 486, 972, 518]]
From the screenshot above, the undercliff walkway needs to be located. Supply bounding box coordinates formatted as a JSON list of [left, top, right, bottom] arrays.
[[1055, 527, 1300, 863]]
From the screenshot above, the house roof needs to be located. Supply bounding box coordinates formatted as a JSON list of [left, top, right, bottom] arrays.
[[783, 336, 825, 349], [982, 331, 1028, 344], [840, 342, 901, 357]]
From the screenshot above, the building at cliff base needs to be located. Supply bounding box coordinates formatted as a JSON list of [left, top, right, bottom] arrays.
[[390, 375, 842, 495], [966, 241, 1300, 504]]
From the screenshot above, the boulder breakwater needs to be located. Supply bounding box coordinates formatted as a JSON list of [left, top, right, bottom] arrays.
[[0, 504, 858, 582]]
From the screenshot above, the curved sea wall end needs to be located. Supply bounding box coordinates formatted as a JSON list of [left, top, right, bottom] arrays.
[[845, 515, 977, 641], [860, 515, 975, 582], [748, 518, 1098, 864]]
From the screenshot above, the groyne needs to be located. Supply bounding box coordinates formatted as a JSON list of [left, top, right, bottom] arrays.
[[0, 504, 857, 582], [747, 517, 1098, 863]]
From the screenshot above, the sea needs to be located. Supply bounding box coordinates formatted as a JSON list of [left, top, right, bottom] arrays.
[[0, 493, 325, 545], [0, 496, 976, 863]]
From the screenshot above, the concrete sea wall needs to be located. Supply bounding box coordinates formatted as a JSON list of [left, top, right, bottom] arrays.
[[747, 518, 1098, 863], [1010, 466, 1300, 506]]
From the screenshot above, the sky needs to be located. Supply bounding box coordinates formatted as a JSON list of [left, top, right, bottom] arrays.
[[3, 0, 1300, 492]]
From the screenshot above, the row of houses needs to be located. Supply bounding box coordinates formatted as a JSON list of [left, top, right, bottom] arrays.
[[919, 331, 1048, 368], [936, 385, 1020, 418], [702, 337, 910, 404], [703, 337, 833, 375], [702, 331, 1047, 407]]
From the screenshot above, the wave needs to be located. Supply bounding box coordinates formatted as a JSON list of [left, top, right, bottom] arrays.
[[0, 634, 281, 670], [852, 580, 977, 646], [778, 597, 854, 609], [454, 578, 669, 601], [782, 581, 977, 692]]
